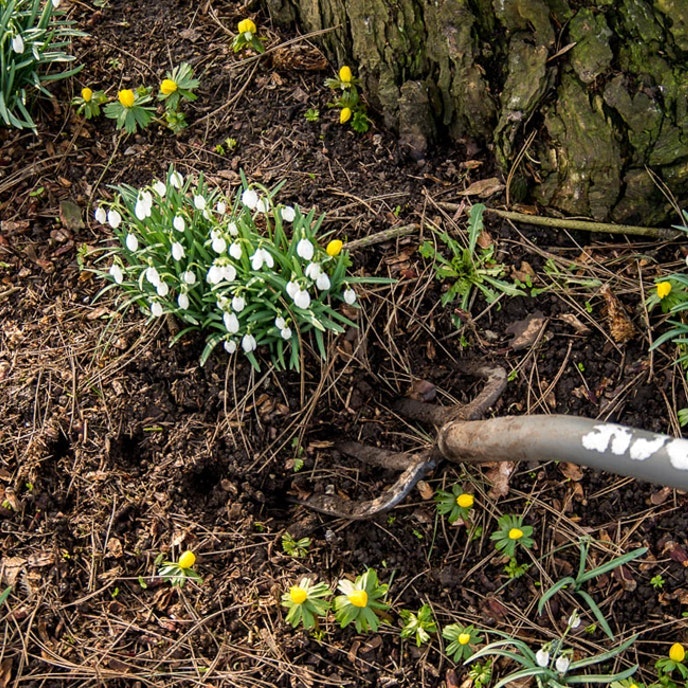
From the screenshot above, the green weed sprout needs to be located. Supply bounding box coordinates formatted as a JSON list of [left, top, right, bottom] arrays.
[[418, 204, 525, 313], [466, 629, 638, 688], [158, 550, 202, 587], [399, 603, 437, 647], [1, 0, 84, 129], [103, 87, 155, 134], [655, 643, 688, 682], [537, 538, 647, 640], [435, 486, 474, 524], [72, 86, 106, 119], [610, 681, 645, 688], [158, 62, 198, 133], [325, 65, 370, 133], [443, 623, 482, 662], [281, 532, 310, 558], [92, 167, 388, 371], [0, 586, 11, 605], [232, 18, 264, 53], [334, 568, 389, 633], [490, 513, 534, 559], [281, 577, 332, 629]]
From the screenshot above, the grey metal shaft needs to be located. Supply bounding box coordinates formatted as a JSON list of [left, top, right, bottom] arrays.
[[438, 415, 688, 491]]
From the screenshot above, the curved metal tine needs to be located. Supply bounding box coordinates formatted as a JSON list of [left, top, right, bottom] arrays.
[[301, 451, 438, 520], [336, 441, 419, 471]]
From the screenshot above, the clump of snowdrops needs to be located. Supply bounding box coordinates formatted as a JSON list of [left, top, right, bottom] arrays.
[[92, 168, 381, 370]]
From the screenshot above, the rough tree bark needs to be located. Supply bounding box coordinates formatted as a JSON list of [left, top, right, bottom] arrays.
[[262, 0, 688, 224]]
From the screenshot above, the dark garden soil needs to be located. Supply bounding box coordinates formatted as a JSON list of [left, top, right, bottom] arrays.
[[2, 1, 688, 686]]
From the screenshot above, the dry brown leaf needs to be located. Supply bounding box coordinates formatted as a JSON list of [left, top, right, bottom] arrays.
[[457, 177, 505, 198], [600, 284, 636, 343], [416, 480, 434, 501], [1, 557, 26, 586], [476, 229, 493, 250], [559, 313, 592, 335], [650, 486, 673, 505], [408, 379, 436, 402], [505, 311, 547, 351], [485, 461, 516, 499], [0, 658, 12, 688], [560, 462, 585, 481], [106, 537, 123, 559]]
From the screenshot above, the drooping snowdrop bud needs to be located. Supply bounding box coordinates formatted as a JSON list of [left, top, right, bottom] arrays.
[[555, 657, 570, 675], [222, 264, 237, 282], [242, 188, 258, 209], [343, 287, 356, 305], [181, 270, 196, 285], [232, 295, 246, 312], [125, 233, 138, 252], [224, 312, 240, 334], [150, 302, 163, 317], [193, 195, 206, 210], [207, 265, 222, 284], [152, 180, 166, 196], [177, 292, 189, 310], [226, 222, 238, 237], [256, 197, 269, 213], [241, 333, 257, 353], [156, 281, 169, 297], [145, 266, 161, 287], [211, 231, 227, 254], [535, 648, 550, 668], [297, 238, 314, 261], [171, 242, 185, 261], [293, 289, 311, 309], [286, 281, 299, 299], [250, 247, 273, 270], [229, 242, 242, 260], [169, 171, 184, 189], [224, 339, 237, 354], [305, 262, 321, 280], [316, 272, 331, 291], [135, 191, 153, 220], [275, 316, 286, 329], [173, 215, 185, 232], [281, 206, 296, 222], [280, 326, 292, 340], [216, 201, 227, 214], [107, 209, 122, 229], [109, 264, 124, 284], [94, 206, 107, 224], [12, 34, 24, 54]]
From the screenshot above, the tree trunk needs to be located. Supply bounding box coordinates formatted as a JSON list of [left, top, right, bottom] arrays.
[[262, 0, 688, 224]]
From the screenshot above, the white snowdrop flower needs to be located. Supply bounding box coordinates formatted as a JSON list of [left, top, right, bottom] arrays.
[[145, 266, 161, 287], [216, 201, 227, 214], [211, 232, 227, 254], [51, 0, 61, 8], [286, 281, 299, 299], [171, 242, 185, 261], [207, 265, 223, 284], [222, 264, 237, 282], [135, 193, 151, 220], [250, 247, 273, 270], [297, 238, 314, 261], [12, 34, 24, 54], [152, 180, 166, 196], [229, 241, 242, 260], [535, 649, 550, 668], [242, 188, 258, 209], [316, 272, 331, 291], [281, 205, 296, 222], [94, 206, 107, 224], [567, 612, 580, 629], [305, 262, 322, 280], [107, 209, 122, 229], [232, 295, 246, 312], [169, 171, 184, 189], [293, 288, 311, 309], [173, 215, 185, 232], [177, 292, 189, 310], [181, 270, 196, 285], [224, 311, 240, 334], [125, 233, 138, 252], [555, 656, 570, 674], [241, 333, 257, 353], [280, 326, 292, 340], [343, 287, 356, 305], [156, 281, 169, 297], [150, 301, 163, 317], [275, 316, 286, 329], [226, 221, 238, 236], [193, 194, 206, 210], [109, 263, 124, 284], [256, 197, 269, 213], [224, 339, 237, 354]]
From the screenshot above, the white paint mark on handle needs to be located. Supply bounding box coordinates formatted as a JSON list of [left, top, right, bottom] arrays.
[[629, 436, 667, 461], [581, 424, 632, 455], [666, 439, 688, 470]]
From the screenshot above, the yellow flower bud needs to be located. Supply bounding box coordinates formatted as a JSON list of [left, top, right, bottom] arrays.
[[458, 633, 471, 645], [177, 550, 196, 569], [289, 586, 308, 605], [347, 589, 368, 608], [118, 89, 135, 108], [340, 107, 352, 124], [339, 65, 353, 83], [508, 527, 524, 540], [326, 239, 343, 256], [238, 18, 257, 36], [670, 643, 685, 663], [657, 281, 672, 299], [456, 493, 474, 509], [160, 79, 178, 95], [81, 87, 93, 103]]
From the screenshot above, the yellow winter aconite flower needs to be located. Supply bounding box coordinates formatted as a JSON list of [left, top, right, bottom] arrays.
[[458, 633, 472, 645], [289, 586, 308, 605], [118, 89, 135, 108], [657, 281, 672, 299], [347, 589, 368, 608], [238, 18, 257, 36], [339, 65, 353, 83], [81, 87, 93, 102], [340, 107, 352, 124], [326, 239, 343, 256], [160, 78, 178, 95], [456, 493, 474, 509], [178, 550, 196, 569], [670, 642, 686, 663], [508, 527, 524, 540]]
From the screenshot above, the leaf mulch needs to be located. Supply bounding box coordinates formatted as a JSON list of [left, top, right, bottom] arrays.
[[2, 1, 688, 686]]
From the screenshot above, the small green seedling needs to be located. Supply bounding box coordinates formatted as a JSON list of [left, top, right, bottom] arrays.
[[281, 532, 311, 558], [157, 550, 202, 587], [334, 568, 389, 633], [399, 603, 437, 647], [281, 577, 332, 629]]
